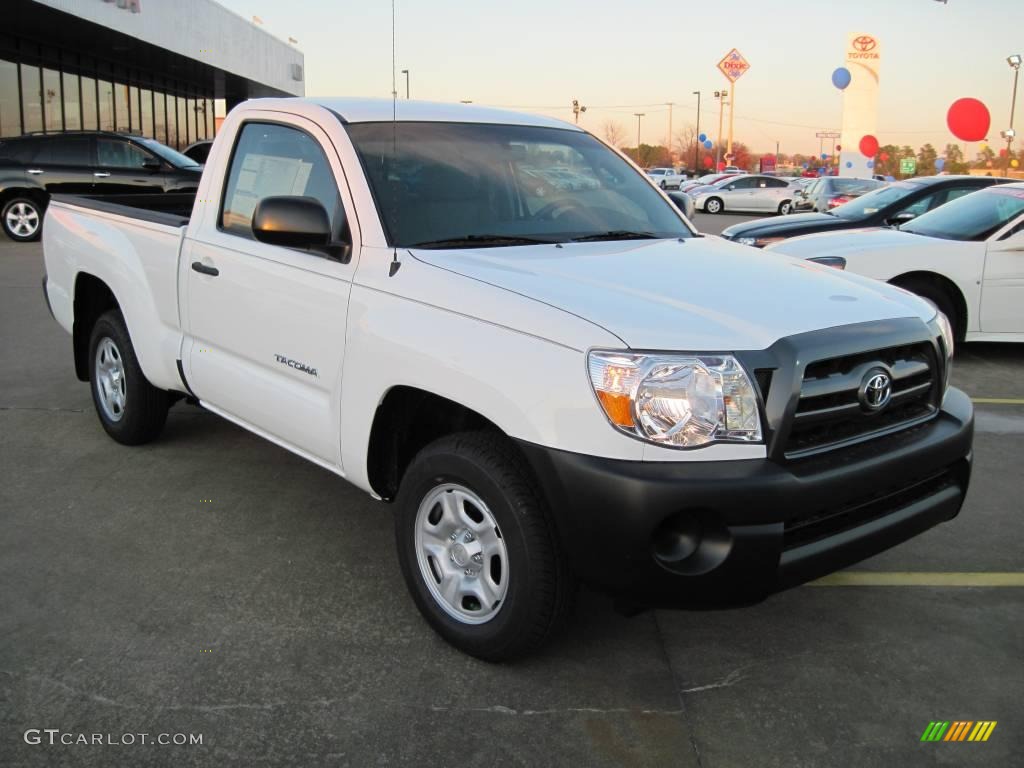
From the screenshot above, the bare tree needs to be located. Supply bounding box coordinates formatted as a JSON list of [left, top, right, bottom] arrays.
[[673, 123, 698, 166], [602, 120, 627, 148]]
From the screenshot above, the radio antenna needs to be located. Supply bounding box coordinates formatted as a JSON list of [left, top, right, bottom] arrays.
[[389, 0, 402, 276]]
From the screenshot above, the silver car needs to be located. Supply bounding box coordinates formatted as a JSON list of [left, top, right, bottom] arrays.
[[693, 174, 796, 215]]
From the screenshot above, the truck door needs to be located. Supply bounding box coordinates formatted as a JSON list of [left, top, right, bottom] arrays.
[[182, 118, 356, 466]]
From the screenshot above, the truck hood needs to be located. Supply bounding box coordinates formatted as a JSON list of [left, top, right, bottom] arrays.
[[411, 237, 934, 351]]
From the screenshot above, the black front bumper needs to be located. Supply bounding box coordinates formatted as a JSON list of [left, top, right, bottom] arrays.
[[517, 387, 973, 608]]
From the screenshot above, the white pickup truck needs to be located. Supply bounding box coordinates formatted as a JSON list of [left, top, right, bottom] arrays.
[[42, 98, 973, 660]]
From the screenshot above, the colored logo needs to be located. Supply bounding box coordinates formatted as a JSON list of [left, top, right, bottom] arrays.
[[717, 49, 751, 83], [853, 35, 877, 52], [921, 721, 997, 742], [859, 368, 893, 412]]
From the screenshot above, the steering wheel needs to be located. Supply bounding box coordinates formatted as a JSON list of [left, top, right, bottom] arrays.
[[534, 199, 588, 221]]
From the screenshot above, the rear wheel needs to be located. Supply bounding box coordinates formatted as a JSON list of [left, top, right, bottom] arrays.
[[394, 432, 574, 661], [88, 310, 170, 444], [659, 180, 667, 190], [704, 197, 723, 214], [891, 276, 963, 342], [778, 200, 792, 215], [2, 196, 43, 242]]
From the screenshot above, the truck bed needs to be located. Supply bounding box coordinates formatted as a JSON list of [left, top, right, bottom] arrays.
[[49, 192, 196, 228]]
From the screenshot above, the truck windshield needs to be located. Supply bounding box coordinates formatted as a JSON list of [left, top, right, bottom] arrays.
[[345, 121, 691, 247]]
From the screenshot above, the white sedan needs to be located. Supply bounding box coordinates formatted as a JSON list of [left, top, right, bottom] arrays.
[[767, 183, 1024, 342], [692, 174, 795, 215]]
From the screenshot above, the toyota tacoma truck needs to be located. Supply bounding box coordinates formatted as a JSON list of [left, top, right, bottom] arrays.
[[42, 98, 973, 661]]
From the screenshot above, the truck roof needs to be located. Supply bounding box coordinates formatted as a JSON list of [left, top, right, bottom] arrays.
[[243, 97, 583, 131]]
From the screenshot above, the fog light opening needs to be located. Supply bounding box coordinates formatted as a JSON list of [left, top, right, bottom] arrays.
[[652, 513, 703, 564]]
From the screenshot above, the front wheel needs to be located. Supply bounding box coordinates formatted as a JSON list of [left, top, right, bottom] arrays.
[[89, 310, 170, 444], [778, 200, 792, 215], [704, 197, 723, 214], [2, 196, 44, 242], [394, 432, 574, 661], [659, 180, 667, 190], [892, 277, 963, 342]]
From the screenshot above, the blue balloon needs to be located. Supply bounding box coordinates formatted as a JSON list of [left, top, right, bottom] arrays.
[[845, 161, 853, 168], [866, 160, 875, 168], [821, 153, 828, 160], [802, 162, 809, 169], [935, 157, 946, 171], [704, 140, 713, 150], [818, 167, 826, 176], [698, 133, 707, 143], [831, 67, 852, 90]]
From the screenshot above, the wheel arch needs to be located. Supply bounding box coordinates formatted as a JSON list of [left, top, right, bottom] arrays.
[[889, 270, 968, 340], [366, 386, 511, 501], [72, 272, 121, 381]]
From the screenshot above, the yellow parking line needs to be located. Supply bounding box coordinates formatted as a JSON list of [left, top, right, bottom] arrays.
[[971, 397, 1024, 405], [808, 572, 1024, 587]]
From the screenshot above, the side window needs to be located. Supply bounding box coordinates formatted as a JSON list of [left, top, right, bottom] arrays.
[[938, 186, 976, 207], [97, 139, 150, 169], [898, 192, 940, 217], [34, 137, 93, 167], [220, 122, 344, 241], [0, 139, 38, 163], [999, 216, 1024, 240], [766, 178, 788, 188], [729, 177, 758, 190]]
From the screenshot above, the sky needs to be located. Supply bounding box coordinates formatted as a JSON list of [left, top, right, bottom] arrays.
[[216, 0, 1024, 156]]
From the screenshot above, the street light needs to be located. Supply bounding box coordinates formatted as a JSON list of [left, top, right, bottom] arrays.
[[1006, 55, 1021, 177], [714, 90, 728, 170], [634, 112, 645, 166], [572, 99, 587, 124], [693, 91, 701, 174], [401, 69, 409, 99]]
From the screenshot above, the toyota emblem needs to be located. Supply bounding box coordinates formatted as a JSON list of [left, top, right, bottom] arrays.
[[853, 35, 877, 52], [859, 368, 893, 412]]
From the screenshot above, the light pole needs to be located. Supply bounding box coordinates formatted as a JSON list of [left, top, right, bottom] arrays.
[[1005, 54, 1021, 177], [665, 102, 675, 162], [714, 90, 728, 170], [401, 69, 409, 99], [693, 91, 701, 174], [572, 99, 587, 125], [634, 113, 645, 165]]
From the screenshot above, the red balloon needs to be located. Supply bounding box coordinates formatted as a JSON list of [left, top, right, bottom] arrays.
[[859, 135, 879, 158], [717, 161, 725, 170], [947, 98, 990, 142], [835, 144, 842, 152], [880, 152, 889, 162], [703, 155, 713, 168], [999, 148, 1008, 157]]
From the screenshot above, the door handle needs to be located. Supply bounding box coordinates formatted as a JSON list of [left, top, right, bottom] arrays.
[[27, 168, 44, 175], [191, 261, 219, 277], [94, 172, 111, 178]]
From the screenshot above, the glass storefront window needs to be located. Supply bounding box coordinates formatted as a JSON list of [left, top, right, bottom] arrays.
[[165, 94, 177, 149], [154, 91, 166, 144], [140, 89, 153, 138], [206, 99, 215, 138], [0, 59, 19, 137], [129, 85, 140, 133], [114, 82, 129, 131], [185, 97, 196, 142], [81, 77, 98, 130], [98, 80, 114, 131], [177, 95, 187, 147], [63, 73, 81, 130], [43, 68, 62, 132], [21, 65, 43, 133]]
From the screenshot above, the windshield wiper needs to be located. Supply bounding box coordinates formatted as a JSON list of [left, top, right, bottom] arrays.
[[408, 234, 562, 249], [570, 230, 661, 242]]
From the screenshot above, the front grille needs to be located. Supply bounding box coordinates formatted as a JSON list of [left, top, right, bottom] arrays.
[[783, 467, 959, 550], [784, 342, 939, 458]]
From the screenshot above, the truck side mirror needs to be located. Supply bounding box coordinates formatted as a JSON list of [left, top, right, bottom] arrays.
[[252, 196, 332, 249]]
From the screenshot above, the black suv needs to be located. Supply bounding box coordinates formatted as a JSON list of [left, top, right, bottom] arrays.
[[0, 131, 202, 241]]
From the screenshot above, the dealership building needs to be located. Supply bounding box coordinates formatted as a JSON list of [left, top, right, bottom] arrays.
[[1, 0, 305, 149]]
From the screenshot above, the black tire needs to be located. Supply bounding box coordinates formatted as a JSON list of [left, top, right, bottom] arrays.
[[778, 200, 792, 215], [88, 310, 170, 445], [704, 196, 723, 214], [659, 180, 667, 190], [892, 276, 963, 342], [1, 195, 44, 242], [394, 431, 574, 661]]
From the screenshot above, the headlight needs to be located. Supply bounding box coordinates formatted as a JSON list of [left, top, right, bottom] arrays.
[[736, 237, 757, 246], [737, 236, 785, 248], [588, 351, 762, 448], [932, 311, 955, 390]]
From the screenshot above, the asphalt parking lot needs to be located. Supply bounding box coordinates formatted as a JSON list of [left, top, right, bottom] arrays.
[[2, 222, 1022, 767]]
